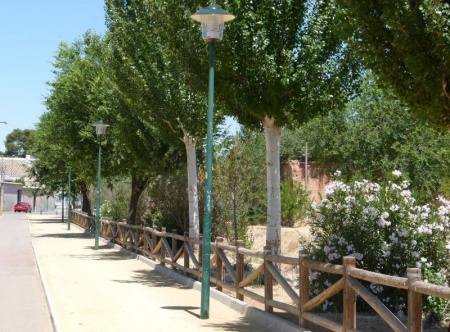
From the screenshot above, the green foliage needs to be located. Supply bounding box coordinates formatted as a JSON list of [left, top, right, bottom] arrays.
[[296, 75, 450, 203], [280, 179, 310, 227], [142, 171, 190, 232], [335, 0, 450, 126], [147, 0, 362, 128], [212, 131, 266, 246], [5, 129, 34, 158], [280, 129, 309, 162], [101, 180, 130, 221], [308, 171, 450, 316]]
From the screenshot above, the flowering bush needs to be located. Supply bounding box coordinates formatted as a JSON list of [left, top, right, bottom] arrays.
[[308, 171, 450, 317]]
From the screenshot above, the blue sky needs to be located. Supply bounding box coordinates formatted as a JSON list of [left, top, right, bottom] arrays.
[[0, 1, 107, 152]]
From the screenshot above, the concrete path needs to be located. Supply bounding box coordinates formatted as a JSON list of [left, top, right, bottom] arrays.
[[28, 214, 305, 332], [0, 212, 53, 332]]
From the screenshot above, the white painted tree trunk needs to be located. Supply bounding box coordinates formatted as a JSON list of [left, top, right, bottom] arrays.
[[263, 116, 282, 255], [184, 136, 200, 240]]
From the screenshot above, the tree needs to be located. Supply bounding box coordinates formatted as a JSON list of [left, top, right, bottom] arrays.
[[213, 130, 266, 245], [335, 0, 450, 125], [293, 75, 450, 201], [32, 32, 112, 214], [149, 0, 362, 253], [105, 0, 211, 234], [4, 129, 34, 157]]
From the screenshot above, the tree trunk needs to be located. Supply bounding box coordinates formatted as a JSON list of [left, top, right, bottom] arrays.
[[80, 181, 92, 215], [263, 116, 282, 255], [184, 135, 200, 240], [127, 172, 150, 225]]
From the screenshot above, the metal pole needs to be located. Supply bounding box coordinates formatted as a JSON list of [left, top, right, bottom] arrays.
[[68, 166, 72, 230], [95, 136, 102, 250], [305, 143, 308, 191], [200, 41, 215, 319], [61, 190, 64, 222], [232, 192, 238, 243]]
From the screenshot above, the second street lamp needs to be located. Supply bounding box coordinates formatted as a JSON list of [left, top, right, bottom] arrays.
[[93, 120, 109, 250], [191, 4, 235, 320], [67, 165, 72, 230]]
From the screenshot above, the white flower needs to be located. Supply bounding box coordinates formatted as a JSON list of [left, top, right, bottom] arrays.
[[334, 170, 342, 177], [390, 205, 400, 212], [377, 218, 386, 227], [391, 183, 402, 191], [351, 252, 364, 260], [392, 170, 402, 178]]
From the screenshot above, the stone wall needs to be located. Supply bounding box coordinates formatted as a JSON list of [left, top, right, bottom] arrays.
[[281, 160, 328, 201]]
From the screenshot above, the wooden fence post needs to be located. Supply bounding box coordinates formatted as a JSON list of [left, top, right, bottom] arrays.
[[143, 228, 148, 253], [161, 227, 166, 266], [264, 245, 273, 313], [407, 268, 422, 332], [183, 232, 189, 275], [299, 249, 309, 326], [236, 240, 244, 301], [152, 224, 157, 251], [172, 229, 177, 270], [216, 237, 224, 291], [343, 256, 356, 331]]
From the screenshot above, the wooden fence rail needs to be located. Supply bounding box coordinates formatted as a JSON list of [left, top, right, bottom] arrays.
[[71, 210, 449, 332]]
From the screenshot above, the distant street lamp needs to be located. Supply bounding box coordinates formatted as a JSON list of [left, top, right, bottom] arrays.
[[67, 165, 72, 230], [93, 120, 109, 250], [191, 4, 235, 320]]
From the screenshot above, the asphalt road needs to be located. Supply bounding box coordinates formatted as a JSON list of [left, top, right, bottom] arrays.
[[0, 212, 53, 332]]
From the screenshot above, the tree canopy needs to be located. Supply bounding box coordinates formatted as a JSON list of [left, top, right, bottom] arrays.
[[4, 128, 34, 157], [288, 74, 450, 201], [335, 0, 450, 125]]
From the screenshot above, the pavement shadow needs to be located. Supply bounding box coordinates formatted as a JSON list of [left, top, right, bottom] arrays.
[[30, 221, 67, 224], [112, 269, 192, 290], [70, 248, 133, 261], [203, 318, 269, 332], [29, 219, 63, 223], [160, 306, 200, 319], [32, 232, 92, 239]]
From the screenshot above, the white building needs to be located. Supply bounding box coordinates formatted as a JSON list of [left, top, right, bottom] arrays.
[[0, 156, 55, 213]]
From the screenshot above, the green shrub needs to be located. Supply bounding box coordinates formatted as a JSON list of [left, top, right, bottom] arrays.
[[308, 170, 450, 317], [281, 179, 310, 227]]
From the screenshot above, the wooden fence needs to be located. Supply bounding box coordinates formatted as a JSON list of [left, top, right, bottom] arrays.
[[71, 210, 450, 332]]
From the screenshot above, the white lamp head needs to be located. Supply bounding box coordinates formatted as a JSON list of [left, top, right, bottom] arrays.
[[93, 120, 110, 136], [191, 4, 235, 42]]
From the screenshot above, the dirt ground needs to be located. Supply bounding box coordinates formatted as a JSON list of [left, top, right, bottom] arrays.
[[248, 224, 311, 256], [242, 225, 448, 332]]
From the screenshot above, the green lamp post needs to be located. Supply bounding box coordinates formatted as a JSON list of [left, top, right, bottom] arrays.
[[191, 4, 235, 320], [67, 165, 72, 230], [93, 120, 109, 250]]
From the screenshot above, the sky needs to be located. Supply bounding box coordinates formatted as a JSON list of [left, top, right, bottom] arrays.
[[0, 1, 107, 152]]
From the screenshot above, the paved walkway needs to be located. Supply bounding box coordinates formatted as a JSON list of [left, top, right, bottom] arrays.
[[25, 213, 305, 332], [0, 212, 53, 332]]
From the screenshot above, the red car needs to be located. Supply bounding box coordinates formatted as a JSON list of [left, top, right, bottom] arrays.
[[14, 202, 32, 213]]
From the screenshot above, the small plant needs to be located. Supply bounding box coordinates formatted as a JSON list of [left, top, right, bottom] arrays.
[[308, 170, 450, 317], [281, 179, 310, 227]]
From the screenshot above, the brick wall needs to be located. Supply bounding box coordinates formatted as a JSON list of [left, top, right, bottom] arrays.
[[281, 160, 328, 201]]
